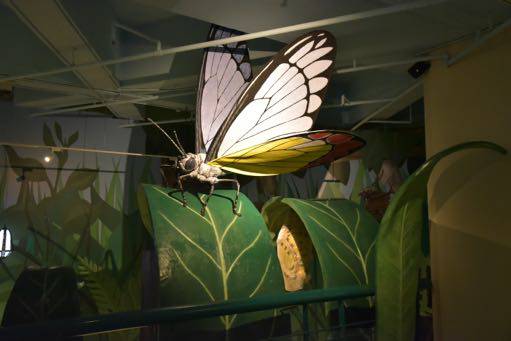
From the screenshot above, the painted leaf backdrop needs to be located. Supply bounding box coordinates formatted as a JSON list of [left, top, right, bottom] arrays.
[[262, 197, 378, 306], [138, 185, 284, 331], [376, 141, 507, 341]]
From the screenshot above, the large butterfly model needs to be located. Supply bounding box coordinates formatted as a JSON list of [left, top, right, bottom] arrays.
[[152, 25, 365, 215]]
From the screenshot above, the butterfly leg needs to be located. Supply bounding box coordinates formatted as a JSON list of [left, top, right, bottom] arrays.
[[178, 174, 190, 207], [216, 178, 241, 216], [199, 182, 216, 216]]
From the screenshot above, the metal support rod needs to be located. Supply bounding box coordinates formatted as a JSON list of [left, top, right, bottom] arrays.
[[368, 105, 414, 124], [335, 54, 446, 74], [14, 79, 153, 100], [114, 23, 162, 50], [0, 0, 446, 83], [0, 164, 125, 174], [120, 117, 195, 128], [30, 96, 159, 117], [302, 304, 309, 341], [368, 119, 412, 124], [0, 286, 374, 339], [447, 17, 511, 66], [351, 81, 422, 131], [0, 142, 175, 160], [338, 300, 346, 338], [323, 98, 395, 108], [30, 91, 196, 117]]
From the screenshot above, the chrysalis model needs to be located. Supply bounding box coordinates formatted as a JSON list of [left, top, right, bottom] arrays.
[[151, 25, 366, 215]]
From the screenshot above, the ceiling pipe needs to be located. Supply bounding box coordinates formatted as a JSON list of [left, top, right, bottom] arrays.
[[323, 98, 395, 108], [30, 91, 196, 117], [368, 106, 414, 124], [335, 54, 446, 74], [30, 96, 159, 117], [14, 79, 153, 101], [368, 119, 412, 124], [350, 81, 423, 131], [0, 0, 447, 83], [447, 16, 511, 66], [119, 117, 195, 128]]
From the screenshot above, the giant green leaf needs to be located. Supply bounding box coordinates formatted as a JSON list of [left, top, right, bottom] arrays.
[[262, 197, 379, 306], [376, 141, 507, 341], [138, 185, 284, 331]]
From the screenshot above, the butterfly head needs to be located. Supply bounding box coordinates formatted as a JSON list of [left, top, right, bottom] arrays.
[[178, 153, 201, 173]]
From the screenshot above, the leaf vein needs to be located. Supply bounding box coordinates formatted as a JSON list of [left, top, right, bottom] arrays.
[[327, 243, 362, 285], [249, 256, 272, 298], [159, 212, 221, 270], [227, 231, 262, 278], [173, 250, 215, 302]]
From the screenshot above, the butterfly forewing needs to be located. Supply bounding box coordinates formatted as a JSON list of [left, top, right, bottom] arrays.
[[206, 30, 337, 161], [196, 25, 252, 154]]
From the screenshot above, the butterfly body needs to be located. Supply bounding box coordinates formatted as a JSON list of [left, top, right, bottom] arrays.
[[178, 153, 223, 183], [176, 152, 239, 215]]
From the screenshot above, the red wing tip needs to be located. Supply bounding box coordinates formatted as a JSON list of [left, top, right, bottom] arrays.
[[308, 132, 332, 139], [326, 134, 352, 144]]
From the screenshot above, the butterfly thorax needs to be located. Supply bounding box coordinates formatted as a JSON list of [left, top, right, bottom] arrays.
[[178, 153, 223, 184]]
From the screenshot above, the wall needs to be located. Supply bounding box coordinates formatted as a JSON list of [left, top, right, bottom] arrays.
[[424, 27, 511, 340], [0, 102, 159, 324]]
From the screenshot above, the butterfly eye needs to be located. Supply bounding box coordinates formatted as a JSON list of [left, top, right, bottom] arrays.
[[184, 158, 196, 171]]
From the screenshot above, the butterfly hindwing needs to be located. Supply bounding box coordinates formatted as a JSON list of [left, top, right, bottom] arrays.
[[206, 30, 337, 161], [196, 25, 252, 154], [208, 130, 365, 176]]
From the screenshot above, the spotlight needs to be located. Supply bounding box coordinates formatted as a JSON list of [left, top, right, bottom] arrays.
[[408, 61, 431, 79], [44, 156, 52, 163]]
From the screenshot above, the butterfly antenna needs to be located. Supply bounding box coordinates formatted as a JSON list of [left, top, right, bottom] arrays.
[[172, 130, 186, 156], [146, 118, 186, 156]]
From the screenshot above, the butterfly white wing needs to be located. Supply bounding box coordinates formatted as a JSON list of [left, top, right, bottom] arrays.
[[206, 31, 336, 161], [195, 25, 252, 154]]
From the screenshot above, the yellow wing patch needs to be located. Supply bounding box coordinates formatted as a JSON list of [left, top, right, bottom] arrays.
[[208, 136, 331, 176]]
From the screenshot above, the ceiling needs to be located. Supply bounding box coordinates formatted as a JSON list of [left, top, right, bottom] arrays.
[[0, 0, 510, 129]]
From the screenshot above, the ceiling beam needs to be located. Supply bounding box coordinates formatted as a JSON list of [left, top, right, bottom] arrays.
[[30, 96, 159, 117], [30, 91, 195, 117], [447, 16, 511, 66], [335, 55, 446, 74], [119, 118, 194, 128], [3, 0, 143, 118], [0, 0, 447, 83], [323, 98, 396, 108], [350, 81, 423, 131]]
